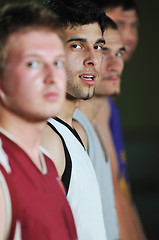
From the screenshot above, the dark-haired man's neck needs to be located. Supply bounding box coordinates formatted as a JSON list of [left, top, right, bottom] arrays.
[[57, 98, 80, 127]]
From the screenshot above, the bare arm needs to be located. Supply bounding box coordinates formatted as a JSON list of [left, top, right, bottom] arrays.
[[41, 124, 66, 178], [103, 113, 147, 240], [0, 173, 9, 240], [95, 99, 147, 240], [0, 184, 6, 240]]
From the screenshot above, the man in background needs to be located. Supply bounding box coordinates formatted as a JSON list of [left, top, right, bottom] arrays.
[[101, 0, 139, 62], [91, 0, 146, 239], [73, 16, 123, 240], [91, 0, 139, 199]]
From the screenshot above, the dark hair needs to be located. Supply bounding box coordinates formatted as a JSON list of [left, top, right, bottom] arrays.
[[90, 0, 139, 15], [104, 15, 118, 30], [0, 2, 65, 75], [43, 0, 107, 34]]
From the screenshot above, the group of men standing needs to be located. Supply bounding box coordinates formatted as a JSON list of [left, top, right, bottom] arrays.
[[0, 0, 147, 240]]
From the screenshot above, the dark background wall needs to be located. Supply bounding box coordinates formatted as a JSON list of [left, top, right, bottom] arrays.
[[0, 0, 159, 239], [116, 0, 159, 239]]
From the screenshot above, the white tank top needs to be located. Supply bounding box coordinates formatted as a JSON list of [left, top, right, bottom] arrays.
[[48, 118, 107, 240]]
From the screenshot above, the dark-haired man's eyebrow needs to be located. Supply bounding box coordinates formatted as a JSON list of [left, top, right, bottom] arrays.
[[66, 38, 105, 45], [66, 38, 87, 43]]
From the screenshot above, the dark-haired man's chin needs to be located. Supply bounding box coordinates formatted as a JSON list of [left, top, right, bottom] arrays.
[[66, 93, 77, 101]]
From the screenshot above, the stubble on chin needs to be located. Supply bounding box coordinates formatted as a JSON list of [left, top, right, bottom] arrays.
[[82, 86, 95, 100], [66, 84, 95, 101]]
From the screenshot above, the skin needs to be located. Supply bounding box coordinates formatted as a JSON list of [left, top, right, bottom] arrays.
[[73, 27, 125, 185], [105, 7, 139, 62], [95, 27, 125, 96], [0, 180, 7, 240], [65, 23, 105, 101], [41, 22, 105, 177], [74, 27, 146, 240], [94, 101, 147, 240], [74, 27, 125, 150], [1, 30, 66, 123], [99, 9, 146, 239], [0, 29, 66, 239]]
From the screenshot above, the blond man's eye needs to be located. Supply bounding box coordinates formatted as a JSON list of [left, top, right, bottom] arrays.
[[27, 61, 39, 68], [55, 60, 63, 67]]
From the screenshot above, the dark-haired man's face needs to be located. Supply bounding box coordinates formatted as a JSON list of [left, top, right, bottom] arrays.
[[65, 23, 105, 100], [105, 7, 139, 62]]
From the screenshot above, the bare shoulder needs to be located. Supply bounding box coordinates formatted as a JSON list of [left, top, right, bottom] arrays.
[[0, 174, 8, 240], [41, 124, 66, 178], [72, 120, 88, 151], [41, 123, 59, 140]]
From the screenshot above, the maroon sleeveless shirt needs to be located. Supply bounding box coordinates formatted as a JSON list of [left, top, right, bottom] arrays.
[[0, 132, 77, 240]]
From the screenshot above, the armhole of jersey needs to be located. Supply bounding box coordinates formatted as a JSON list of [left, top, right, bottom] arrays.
[[61, 140, 72, 195], [47, 121, 72, 195], [54, 117, 85, 148], [0, 170, 12, 239]]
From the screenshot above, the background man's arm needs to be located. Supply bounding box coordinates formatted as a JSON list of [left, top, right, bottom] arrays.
[[95, 100, 147, 240]]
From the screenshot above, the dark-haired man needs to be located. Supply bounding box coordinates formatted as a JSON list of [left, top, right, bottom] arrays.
[[41, 0, 107, 239]]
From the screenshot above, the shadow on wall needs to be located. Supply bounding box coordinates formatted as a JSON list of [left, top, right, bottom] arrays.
[[125, 130, 159, 240]]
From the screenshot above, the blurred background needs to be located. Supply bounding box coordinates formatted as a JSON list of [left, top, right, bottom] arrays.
[[1, 0, 159, 239], [116, 0, 159, 239]]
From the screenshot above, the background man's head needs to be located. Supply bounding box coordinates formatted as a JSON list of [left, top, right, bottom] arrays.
[[44, 0, 107, 100], [95, 16, 125, 97], [92, 0, 139, 62], [0, 2, 66, 121]]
